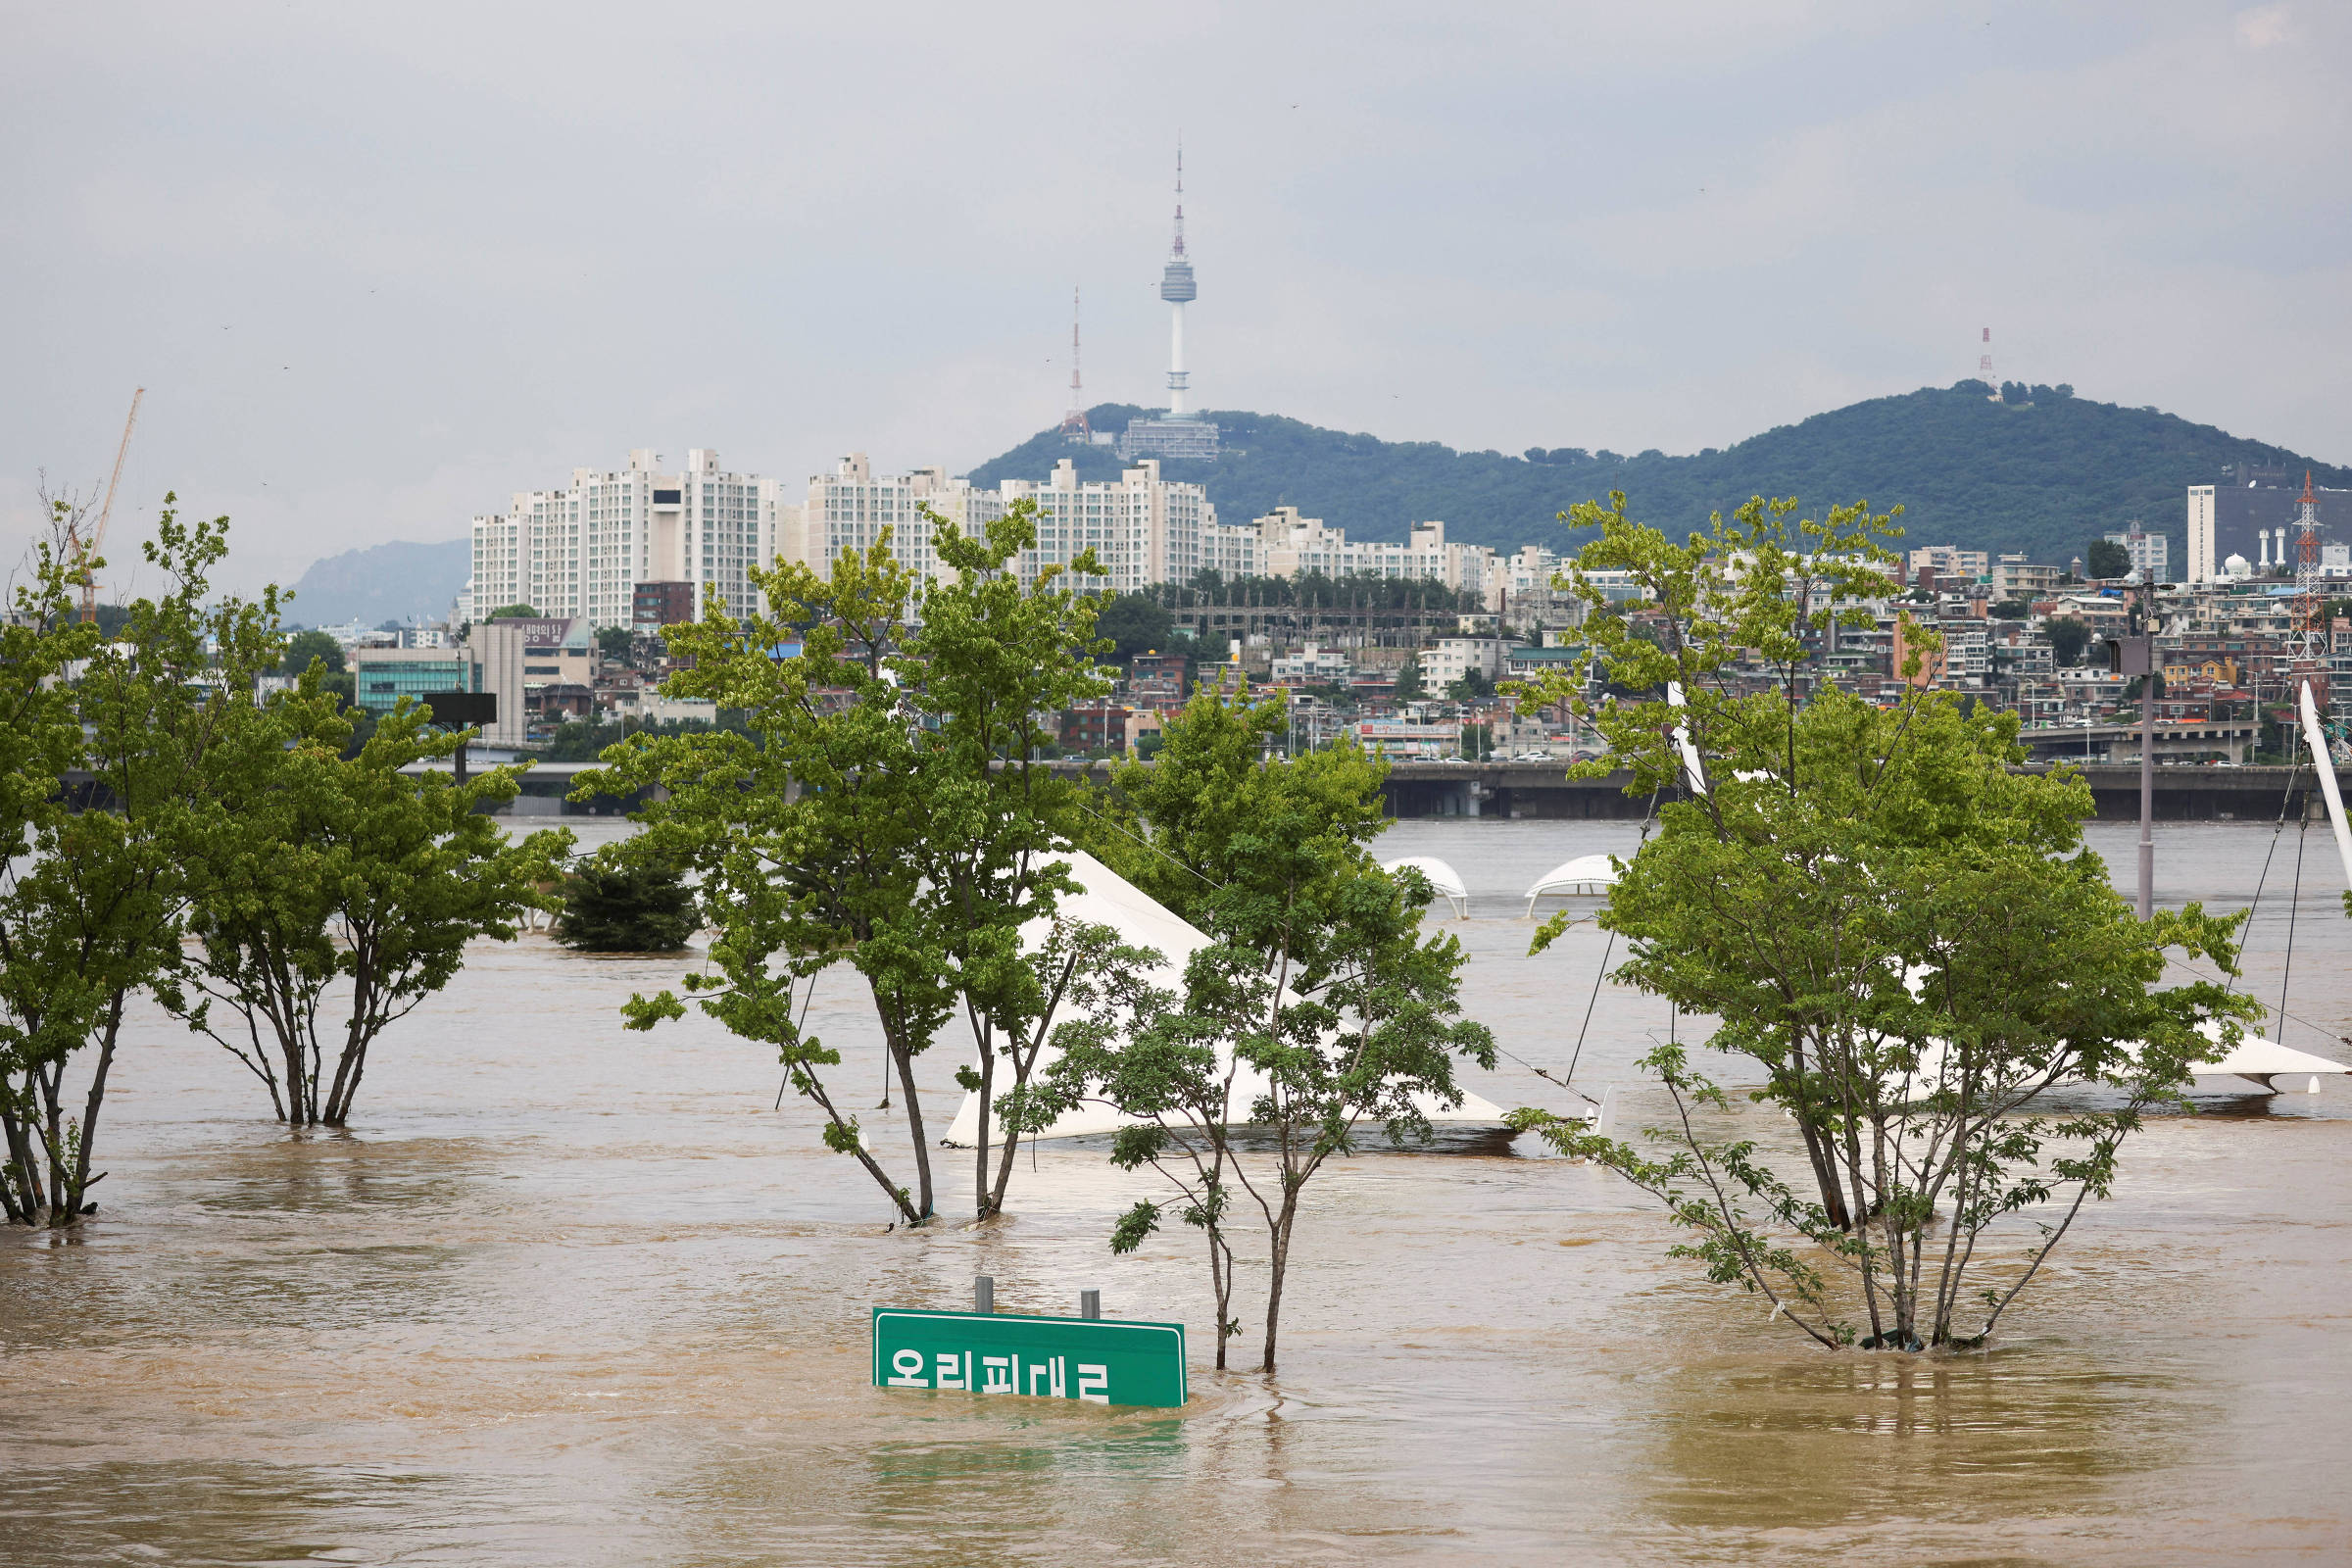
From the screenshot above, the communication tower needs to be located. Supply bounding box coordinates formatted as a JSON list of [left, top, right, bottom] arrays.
[[2294, 469, 2325, 652], [1119, 142, 1220, 462], [1058, 286, 1090, 441], [1160, 145, 1197, 416]]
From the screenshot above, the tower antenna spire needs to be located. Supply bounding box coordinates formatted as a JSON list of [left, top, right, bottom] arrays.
[[1159, 138, 1197, 417], [1059, 285, 1090, 440]]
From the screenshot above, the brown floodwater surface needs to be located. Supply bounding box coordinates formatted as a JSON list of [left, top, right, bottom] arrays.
[[4, 821, 2349, 1564]]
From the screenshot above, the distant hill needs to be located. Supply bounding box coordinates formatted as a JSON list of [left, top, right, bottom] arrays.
[[287, 538, 469, 628], [967, 385, 2349, 564]]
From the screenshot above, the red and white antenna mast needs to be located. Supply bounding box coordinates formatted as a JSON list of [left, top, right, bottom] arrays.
[[1059, 285, 1090, 440], [2295, 469, 2325, 653]]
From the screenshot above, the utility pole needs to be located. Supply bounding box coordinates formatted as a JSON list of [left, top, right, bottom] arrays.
[[2109, 629, 2157, 919]]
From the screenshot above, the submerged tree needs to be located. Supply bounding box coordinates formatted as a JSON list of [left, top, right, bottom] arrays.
[[1063, 694, 1494, 1371], [0, 504, 280, 1225], [1507, 492, 2254, 1348], [175, 675, 569, 1126], [556, 855, 698, 952], [582, 502, 1110, 1225]]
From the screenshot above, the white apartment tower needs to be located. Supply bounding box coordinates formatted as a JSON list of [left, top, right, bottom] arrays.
[[795, 455, 1250, 594], [467, 449, 778, 629], [996, 458, 1246, 592], [790, 455, 1004, 581]]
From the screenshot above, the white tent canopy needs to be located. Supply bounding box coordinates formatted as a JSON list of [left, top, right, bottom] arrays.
[[1383, 856, 1470, 918], [2188, 1024, 2347, 1094], [1524, 854, 1619, 916], [943, 850, 1505, 1146]]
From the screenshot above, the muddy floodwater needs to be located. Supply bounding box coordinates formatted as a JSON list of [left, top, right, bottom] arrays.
[[5, 820, 2350, 1564]]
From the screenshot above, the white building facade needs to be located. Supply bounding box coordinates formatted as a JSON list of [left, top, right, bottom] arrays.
[[790, 455, 1001, 584], [468, 449, 778, 629], [795, 455, 1250, 596], [1251, 510, 1502, 607]]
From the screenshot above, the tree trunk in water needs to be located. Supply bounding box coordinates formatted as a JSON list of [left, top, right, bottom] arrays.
[[1261, 1198, 1298, 1375], [987, 1083, 1027, 1222], [973, 1031, 995, 1220], [60, 993, 124, 1221], [890, 1040, 934, 1221], [323, 946, 376, 1127], [1208, 1223, 1232, 1371], [0, 1096, 34, 1223]]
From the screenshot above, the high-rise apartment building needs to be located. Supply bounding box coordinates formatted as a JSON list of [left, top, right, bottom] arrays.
[[997, 459, 1249, 592], [1250, 511, 1500, 606], [468, 449, 778, 630], [796, 455, 1247, 596], [789, 455, 1004, 583]]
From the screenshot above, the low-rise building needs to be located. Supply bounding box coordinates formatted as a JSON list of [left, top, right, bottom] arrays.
[[1350, 718, 1462, 760], [1270, 644, 1351, 685], [350, 646, 477, 716], [1423, 636, 1504, 692]]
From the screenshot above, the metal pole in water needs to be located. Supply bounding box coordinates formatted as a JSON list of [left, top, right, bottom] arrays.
[[2120, 629, 2154, 920], [1080, 1290, 1101, 1320], [974, 1276, 994, 1314]]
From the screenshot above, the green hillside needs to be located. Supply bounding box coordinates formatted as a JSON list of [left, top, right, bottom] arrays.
[[965, 384, 2348, 564]]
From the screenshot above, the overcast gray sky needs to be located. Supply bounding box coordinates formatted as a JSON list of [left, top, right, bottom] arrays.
[[5, 2, 2347, 594]]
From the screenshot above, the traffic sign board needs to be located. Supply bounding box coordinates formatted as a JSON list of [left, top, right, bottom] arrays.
[[871, 1307, 1188, 1409]]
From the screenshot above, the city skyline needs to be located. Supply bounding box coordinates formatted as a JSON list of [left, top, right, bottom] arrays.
[[5, 3, 2348, 596]]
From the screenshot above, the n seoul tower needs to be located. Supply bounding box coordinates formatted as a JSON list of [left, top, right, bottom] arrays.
[[1159, 146, 1198, 418]]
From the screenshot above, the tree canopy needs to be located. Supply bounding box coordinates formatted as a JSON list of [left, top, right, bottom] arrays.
[[1508, 491, 2254, 1348]]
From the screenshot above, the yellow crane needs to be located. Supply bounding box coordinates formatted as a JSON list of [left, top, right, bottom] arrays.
[[73, 386, 144, 623]]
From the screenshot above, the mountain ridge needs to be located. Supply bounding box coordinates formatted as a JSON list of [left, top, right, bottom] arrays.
[[287, 538, 470, 628], [966, 384, 2349, 564]]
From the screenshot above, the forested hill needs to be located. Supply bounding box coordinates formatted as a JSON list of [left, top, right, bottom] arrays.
[[964, 385, 2349, 563]]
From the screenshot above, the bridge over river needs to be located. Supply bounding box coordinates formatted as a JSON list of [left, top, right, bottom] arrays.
[[378, 758, 2320, 824]]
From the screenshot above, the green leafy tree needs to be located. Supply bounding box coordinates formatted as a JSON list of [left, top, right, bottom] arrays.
[[555, 855, 698, 952], [1, 503, 281, 1225], [484, 603, 541, 620], [281, 627, 346, 675], [1096, 593, 1175, 664], [174, 676, 570, 1125], [1393, 652, 1426, 702], [596, 624, 634, 662], [581, 501, 1111, 1224], [1068, 695, 1495, 1371], [1507, 492, 2255, 1348], [2045, 614, 2092, 667], [2085, 538, 2131, 579]]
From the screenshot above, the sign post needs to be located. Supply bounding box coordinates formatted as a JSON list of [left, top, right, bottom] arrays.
[[871, 1307, 1187, 1410]]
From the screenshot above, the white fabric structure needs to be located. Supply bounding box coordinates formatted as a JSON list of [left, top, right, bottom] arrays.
[[2189, 1024, 2347, 1094], [1384, 856, 1470, 918], [1524, 854, 1620, 916], [942, 849, 1506, 1146]]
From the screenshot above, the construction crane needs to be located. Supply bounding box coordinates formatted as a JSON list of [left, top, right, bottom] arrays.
[[73, 387, 144, 624]]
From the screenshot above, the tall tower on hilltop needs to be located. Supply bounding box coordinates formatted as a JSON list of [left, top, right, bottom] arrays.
[[1161, 147, 1198, 417], [1058, 286, 1091, 442], [1119, 143, 1221, 462]]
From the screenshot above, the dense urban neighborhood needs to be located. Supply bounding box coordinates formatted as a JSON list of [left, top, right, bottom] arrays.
[[298, 454, 2350, 774]]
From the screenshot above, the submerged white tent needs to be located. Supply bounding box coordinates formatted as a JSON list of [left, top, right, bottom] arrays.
[[1383, 856, 1470, 918], [1524, 854, 1619, 916], [2188, 1026, 2347, 1094], [942, 849, 1506, 1147]]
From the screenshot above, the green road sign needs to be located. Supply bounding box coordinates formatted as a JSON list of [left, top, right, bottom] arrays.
[[871, 1308, 1188, 1410]]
